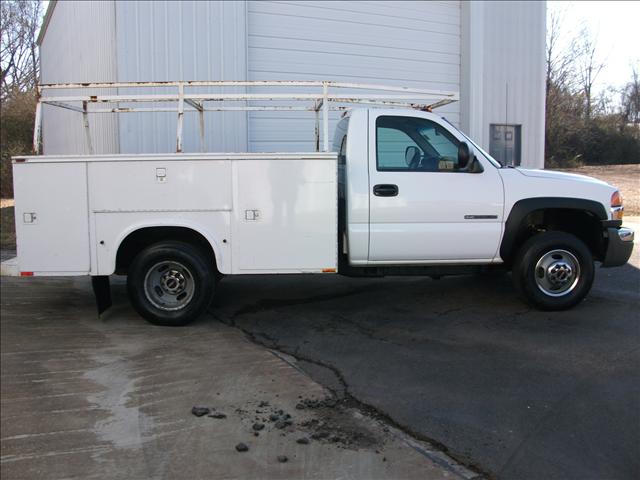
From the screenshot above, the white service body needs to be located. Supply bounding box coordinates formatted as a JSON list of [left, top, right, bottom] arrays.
[[13, 152, 337, 276]]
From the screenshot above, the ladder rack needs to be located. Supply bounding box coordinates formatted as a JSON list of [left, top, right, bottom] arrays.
[[33, 80, 459, 154]]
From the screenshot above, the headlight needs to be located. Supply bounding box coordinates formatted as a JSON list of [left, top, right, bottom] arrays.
[[611, 190, 624, 220]]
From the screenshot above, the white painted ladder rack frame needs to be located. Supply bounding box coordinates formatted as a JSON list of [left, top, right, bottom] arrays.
[[32, 80, 459, 155]]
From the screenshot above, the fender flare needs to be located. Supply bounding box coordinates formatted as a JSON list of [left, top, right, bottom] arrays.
[[500, 197, 607, 261]]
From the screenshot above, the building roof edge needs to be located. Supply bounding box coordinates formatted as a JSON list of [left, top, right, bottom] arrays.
[[36, 0, 58, 46]]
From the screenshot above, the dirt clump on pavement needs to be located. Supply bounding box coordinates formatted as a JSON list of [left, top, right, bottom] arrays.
[[235, 442, 249, 452], [191, 406, 210, 417], [192, 394, 382, 455]]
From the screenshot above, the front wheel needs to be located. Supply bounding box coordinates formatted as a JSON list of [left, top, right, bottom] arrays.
[[127, 241, 215, 326], [512, 231, 594, 310]]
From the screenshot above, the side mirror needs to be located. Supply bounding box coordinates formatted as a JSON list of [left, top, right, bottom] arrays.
[[457, 142, 475, 170], [405, 146, 420, 168]]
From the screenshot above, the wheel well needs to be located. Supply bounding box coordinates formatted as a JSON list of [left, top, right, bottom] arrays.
[[507, 209, 605, 263], [115, 227, 217, 275]]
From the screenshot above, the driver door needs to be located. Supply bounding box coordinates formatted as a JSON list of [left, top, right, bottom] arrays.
[[368, 113, 504, 263]]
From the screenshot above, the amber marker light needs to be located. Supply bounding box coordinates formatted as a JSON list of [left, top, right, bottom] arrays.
[[611, 190, 624, 220]]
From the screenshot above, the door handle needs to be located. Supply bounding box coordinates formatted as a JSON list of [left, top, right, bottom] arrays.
[[373, 184, 399, 197]]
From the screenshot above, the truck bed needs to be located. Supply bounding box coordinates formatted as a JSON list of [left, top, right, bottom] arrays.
[[13, 152, 338, 276]]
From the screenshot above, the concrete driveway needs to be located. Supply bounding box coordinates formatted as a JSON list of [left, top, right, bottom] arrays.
[[1, 278, 475, 480], [212, 221, 640, 480]]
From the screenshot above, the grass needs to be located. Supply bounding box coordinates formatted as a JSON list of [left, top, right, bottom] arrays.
[[0, 164, 637, 252]]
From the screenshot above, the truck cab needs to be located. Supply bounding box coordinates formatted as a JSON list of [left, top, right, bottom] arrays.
[[333, 108, 633, 310], [335, 109, 504, 266]]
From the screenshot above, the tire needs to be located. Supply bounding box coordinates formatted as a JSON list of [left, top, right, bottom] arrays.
[[127, 241, 216, 326], [512, 231, 594, 310]]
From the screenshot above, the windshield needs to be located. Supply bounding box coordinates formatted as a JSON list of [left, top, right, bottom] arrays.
[[441, 117, 504, 168]]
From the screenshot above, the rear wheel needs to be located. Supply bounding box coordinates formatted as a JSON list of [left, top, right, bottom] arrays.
[[512, 231, 594, 310], [127, 241, 215, 326]]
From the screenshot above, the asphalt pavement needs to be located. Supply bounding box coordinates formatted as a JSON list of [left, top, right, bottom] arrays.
[[212, 223, 640, 480]]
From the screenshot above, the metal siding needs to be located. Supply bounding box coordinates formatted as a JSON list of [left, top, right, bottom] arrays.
[[38, 0, 545, 165], [115, 1, 248, 153], [481, 1, 546, 168], [246, 0, 461, 152], [39, 1, 118, 155]]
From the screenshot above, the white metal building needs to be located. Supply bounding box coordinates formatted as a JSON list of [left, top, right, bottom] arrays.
[[37, 0, 546, 168]]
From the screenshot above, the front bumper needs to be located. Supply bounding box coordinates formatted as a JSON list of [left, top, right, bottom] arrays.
[[602, 227, 634, 267]]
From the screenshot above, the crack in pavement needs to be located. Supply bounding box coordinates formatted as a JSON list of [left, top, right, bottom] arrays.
[[213, 304, 490, 479]]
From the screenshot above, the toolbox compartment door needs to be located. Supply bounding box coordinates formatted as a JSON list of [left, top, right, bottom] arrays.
[[13, 162, 90, 273]]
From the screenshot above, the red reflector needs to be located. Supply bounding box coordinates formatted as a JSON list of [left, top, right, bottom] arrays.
[[15, 158, 26, 163], [20, 271, 34, 276], [322, 268, 336, 273]]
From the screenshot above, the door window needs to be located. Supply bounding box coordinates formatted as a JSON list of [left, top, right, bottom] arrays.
[[376, 116, 461, 172]]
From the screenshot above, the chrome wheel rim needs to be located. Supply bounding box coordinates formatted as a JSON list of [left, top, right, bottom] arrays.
[[143, 261, 195, 311], [534, 249, 580, 297]]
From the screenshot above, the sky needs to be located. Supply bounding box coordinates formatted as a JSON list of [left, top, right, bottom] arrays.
[[547, 1, 640, 93]]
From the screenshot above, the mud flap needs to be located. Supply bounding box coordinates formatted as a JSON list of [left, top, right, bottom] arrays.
[[91, 276, 112, 315]]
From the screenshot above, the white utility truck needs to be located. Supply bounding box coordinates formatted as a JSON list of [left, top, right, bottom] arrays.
[[12, 81, 634, 325]]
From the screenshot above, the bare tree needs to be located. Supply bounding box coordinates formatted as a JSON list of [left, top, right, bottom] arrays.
[[546, 9, 576, 93], [0, 0, 42, 99], [544, 8, 640, 167], [621, 66, 640, 126], [545, 10, 584, 164], [575, 26, 605, 120]]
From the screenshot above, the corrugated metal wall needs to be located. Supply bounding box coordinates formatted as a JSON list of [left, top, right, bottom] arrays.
[[39, 1, 119, 155], [115, 1, 248, 153], [246, 0, 461, 152], [38, 0, 545, 165], [479, 1, 546, 168]]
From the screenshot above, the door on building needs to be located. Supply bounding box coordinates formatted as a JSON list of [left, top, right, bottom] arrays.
[[489, 124, 521, 166], [367, 113, 504, 263]]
